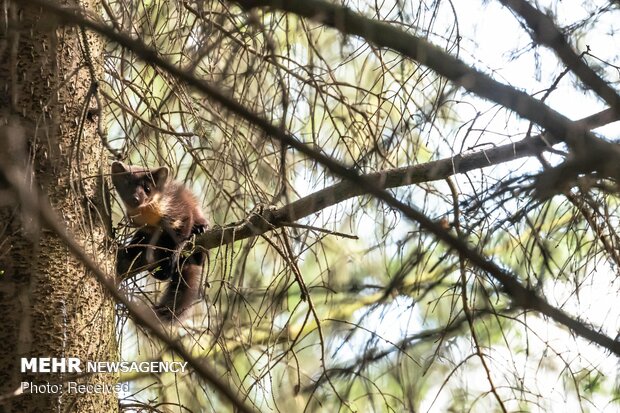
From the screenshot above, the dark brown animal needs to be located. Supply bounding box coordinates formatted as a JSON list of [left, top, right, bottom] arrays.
[[111, 161, 207, 321]]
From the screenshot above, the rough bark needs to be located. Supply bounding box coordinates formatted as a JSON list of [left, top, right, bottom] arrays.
[[0, 1, 116, 412]]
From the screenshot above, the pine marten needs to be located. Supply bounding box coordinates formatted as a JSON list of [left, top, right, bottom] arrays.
[[111, 161, 208, 321]]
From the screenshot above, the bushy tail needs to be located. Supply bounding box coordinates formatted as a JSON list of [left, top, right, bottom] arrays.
[[155, 259, 204, 321]]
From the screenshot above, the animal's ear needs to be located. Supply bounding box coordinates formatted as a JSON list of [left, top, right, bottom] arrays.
[[111, 161, 128, 175], [151, 166, 169, 188]]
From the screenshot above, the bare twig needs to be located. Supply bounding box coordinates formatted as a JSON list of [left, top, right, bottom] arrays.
[[448, 177, 508, 413], [234, 0, 604, 152]]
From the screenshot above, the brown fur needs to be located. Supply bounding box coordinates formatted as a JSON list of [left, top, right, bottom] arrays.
[[111, 161, 208, 321]]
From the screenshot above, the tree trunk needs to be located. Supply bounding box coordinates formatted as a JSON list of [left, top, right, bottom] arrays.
[[0, 1, 116, 412]]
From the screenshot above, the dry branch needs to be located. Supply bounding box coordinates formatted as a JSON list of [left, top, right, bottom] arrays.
[[236, 0, 620, 186], [199, 107, 619, 249]]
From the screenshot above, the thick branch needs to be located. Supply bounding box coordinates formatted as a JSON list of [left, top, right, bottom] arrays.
[[199, 107, 619, 249]]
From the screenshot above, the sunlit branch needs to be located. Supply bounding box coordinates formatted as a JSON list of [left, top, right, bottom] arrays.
[[199, 107, 618, 249], [234, 0, 620, 191]]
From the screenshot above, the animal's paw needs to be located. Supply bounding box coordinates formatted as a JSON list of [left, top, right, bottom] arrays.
[[251, 203, 277, 217], [191, 223, 208, 235]]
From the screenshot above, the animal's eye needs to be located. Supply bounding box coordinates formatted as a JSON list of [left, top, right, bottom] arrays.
[[144, 183, 151, 194]]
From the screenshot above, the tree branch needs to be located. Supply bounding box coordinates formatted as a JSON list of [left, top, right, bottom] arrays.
[[498, 0, 620, 113], [234, 0, 620, 190], [199, 107, 619, 249]]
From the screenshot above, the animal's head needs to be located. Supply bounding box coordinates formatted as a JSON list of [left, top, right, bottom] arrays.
[[111, 161, 169, 209]]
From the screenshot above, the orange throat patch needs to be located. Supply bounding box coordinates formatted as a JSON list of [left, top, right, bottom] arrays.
[[128, 202, 163, 227]]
